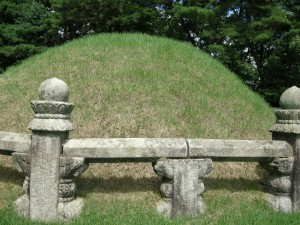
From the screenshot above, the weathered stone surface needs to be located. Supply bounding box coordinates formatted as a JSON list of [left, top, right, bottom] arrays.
[[154, 159, 212, 218], [14, 195, 29, 218], [12, 152, 31, 176], [30, 101, 74, 115], [263, 176, 291, 193], [14, 195, 85, 221], [273, 109, 300, 121], [13, 153, 88, 178], [292, 135, 300, 211], [28, 118, 73, 132], [59, 179, 75, 203], [57, 198, 85, 221], [28, 101, 74, 131], [154, 158, 212, 181], [172, 160, 205, 217], [63, 138, 188, 159], [160, 183, 173, 198], [39, 77, 70, 102], [260, 157, 294, 175], [198, 181, 205, 195], [12, 153, 31, 196], [22, 176, 30, 196], [154, 160, 175, 179], [270, 104, 300, 134], [59, 157, 89, 203], [270, 119, 300, 134], [0, 131, 31, 153], [265, 193, 292, 213], [279, 86, 300, 109], [60, 157, 89, 179], [156, 198, 172, 217], [188, 139, 291, 158], [198, 163, 213, 178], [29, 133, 62, 221]]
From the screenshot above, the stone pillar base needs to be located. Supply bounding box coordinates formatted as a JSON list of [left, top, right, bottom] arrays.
[[14, 195, 85, 221], [265, 193, 292, 213]]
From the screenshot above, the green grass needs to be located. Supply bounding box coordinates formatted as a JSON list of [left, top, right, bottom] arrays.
[[0, 33, 274, 139], [1, 174, 300, 225], [0, 33, 286, 224]]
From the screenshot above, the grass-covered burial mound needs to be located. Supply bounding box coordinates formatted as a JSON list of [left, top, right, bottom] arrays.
[[0, 33, 274, 139]]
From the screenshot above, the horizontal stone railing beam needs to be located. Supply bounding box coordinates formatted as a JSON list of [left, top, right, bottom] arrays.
[[63, 138, 291, 162], [0, 132, 291, 161], [0, 131, 31, 155], [0, 131, 291, 161], [188, 139, 291, 161], [63, 138, 188, 162]]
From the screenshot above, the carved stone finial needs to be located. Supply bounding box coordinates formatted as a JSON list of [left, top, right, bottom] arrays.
[[269, 86, 300, 134], [279, 86, 300, 109], [28, 78, 74, 132], [39, 78, 70, 102]]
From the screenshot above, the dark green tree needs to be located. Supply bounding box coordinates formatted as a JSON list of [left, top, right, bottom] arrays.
[[159, 0, 300, 105], [50, 0, 162, 41], [0, 0, 58, 73]]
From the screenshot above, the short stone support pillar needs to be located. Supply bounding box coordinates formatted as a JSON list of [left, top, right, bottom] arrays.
[[12, 78, 88, 222], [260, 157, 293, 212], [153, 158, 212, 217], [262, 86, 300, 212]]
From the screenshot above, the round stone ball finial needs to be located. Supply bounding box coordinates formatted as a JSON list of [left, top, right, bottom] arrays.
[[38, 77, 70, 102], [279, 86, 300, 109]]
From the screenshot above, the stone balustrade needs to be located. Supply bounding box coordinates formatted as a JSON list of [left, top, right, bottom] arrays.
[[1, 134, 291, 161], [0, 78, 300, 222], [0, 131, 31, 154]]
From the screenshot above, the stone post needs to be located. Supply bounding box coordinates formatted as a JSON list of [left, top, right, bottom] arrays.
[[153, 158, 212, 217], [262, 86, 300, 212], [294, 135, 300, 211], [12, 153, 89, 221], [28, 78, 74, 222]]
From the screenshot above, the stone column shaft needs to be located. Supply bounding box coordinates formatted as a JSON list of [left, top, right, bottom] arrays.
[[29, 132, 64, 220], [293, 135, 300, 210]]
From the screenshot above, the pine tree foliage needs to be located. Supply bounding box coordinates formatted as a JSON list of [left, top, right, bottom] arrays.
[[0, 0, 57, 73], [160, 0, 299, 105]]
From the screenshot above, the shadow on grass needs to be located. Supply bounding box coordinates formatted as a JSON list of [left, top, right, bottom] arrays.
[[0, 165, 263, 195], [76, 176, 161, 195], [0, 165, 23, 186], [76, 176, 263, 196], [204, 177, 261, 192]]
